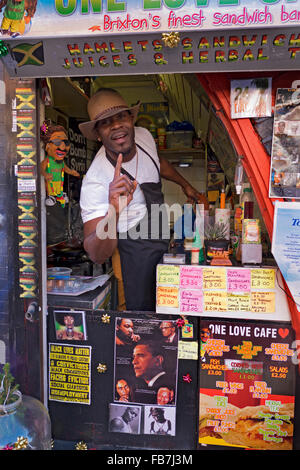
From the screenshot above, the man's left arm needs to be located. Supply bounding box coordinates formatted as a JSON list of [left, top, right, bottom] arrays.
[[159, 156, 209, 209]]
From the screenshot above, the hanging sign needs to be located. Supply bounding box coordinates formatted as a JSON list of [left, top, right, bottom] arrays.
[[2, 27, 300, 78], [1, 0, 300, 40]]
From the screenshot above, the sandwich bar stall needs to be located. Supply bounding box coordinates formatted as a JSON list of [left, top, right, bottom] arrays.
[[0, 0, 300, 452]]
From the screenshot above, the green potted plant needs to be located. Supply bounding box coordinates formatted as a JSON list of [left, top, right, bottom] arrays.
[[204, 222, 230, 261], [0, 363, 20, 411], [0, 363, 52, 450]]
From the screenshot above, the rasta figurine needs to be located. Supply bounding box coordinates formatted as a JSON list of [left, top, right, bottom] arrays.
[[40, 121, 80, 208], [0, 0, 37, 38]]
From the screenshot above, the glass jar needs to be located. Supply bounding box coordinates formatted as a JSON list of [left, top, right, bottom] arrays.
[[0, 391, 52, 450]]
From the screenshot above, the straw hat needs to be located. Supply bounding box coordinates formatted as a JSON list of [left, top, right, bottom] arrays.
[[79, 88, 140, 141]]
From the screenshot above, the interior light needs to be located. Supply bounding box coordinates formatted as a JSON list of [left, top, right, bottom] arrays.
[[179, 162, 191, 168]]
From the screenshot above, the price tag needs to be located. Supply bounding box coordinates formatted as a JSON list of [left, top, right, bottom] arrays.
[[157, 264, 180, 285], [180, 289, 203, 313], [227, 293, 251, 311], [251, 269, 275, 289], [251, 291, 276, 313], [204, 291, 228, 311], [203, 268, 226, 290], [156, 286, 179, 308], [227, 268, 251, 292], [178, 341, 198, 360], [180, 265, 202, 289]]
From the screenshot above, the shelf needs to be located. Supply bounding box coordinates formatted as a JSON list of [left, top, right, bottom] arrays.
[[158, 148, 205, 160]]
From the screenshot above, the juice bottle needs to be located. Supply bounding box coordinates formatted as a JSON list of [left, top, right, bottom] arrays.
[[241, 185, 254, 220]]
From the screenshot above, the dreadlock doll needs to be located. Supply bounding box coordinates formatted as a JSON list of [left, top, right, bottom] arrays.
[[40, 121, 80, 207], [0, 0, 37, 37]]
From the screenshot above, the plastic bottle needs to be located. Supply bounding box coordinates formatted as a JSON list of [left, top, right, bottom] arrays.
[[241, 185, 254, 220], [149, 123, 157, 139], [234, 156, 244, 195], [157, 127, 166, 150], [220, 190, 226, 209]]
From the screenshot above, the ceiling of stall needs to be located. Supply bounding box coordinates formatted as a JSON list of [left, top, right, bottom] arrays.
[[49, 73, 237, 181], [49, 77, 90, 120]]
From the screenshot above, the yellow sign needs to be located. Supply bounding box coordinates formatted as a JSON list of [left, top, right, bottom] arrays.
[[227, 293, 251, 312], [156, 286, 179, 308], [251, 291, 276, 313], [202, 268, 227, 290], [251, 269, 275, 289], [49, 343, 91, 404], [157, 264, 180, 285], [204, 291, 228, 311], [178, 341, 198, 360]]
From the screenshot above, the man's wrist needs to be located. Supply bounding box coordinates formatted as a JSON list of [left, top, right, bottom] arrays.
[[95, 205, 118, 240]]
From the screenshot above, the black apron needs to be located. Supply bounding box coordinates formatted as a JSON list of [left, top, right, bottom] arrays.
[[106, 144, 169, 311]]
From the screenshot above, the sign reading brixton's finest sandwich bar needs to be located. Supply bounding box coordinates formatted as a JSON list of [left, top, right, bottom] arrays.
[[199, 319, 295, 450], [2, 0, 300, 39]]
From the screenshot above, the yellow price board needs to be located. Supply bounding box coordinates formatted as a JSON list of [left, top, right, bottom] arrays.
[[157, 264, 180, 285], [156, 286, 179, 308], [204, 291, 228, 311], [202, 268, 227, 290], [251, 269, 275, 290], [251, 291, 276, 313], [227, 293, 251, 312]]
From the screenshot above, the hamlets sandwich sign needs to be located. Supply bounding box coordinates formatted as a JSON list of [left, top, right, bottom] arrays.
[[2, 0, 300, 40]]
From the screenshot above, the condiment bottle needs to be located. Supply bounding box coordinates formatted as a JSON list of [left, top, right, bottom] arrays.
[[241, 185, 254, 220]]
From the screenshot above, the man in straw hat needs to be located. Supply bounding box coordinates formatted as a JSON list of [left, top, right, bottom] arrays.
[[79, 88, 207, 311]]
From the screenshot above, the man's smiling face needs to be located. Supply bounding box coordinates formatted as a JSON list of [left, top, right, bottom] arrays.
[[95, 110, 135, 160]]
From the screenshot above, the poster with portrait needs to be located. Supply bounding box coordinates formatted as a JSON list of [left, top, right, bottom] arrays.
[[108, 403, 142, 435], [144, 405, 176, 436], [198, 318, 296, 450], [54, 310, 87, 341], [230, 78, 272, 119], [270, 88, 300, 199], [113, 317, 179, 406]]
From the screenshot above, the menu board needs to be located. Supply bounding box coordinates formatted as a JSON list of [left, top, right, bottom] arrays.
[[156, 265, 285, 320], [199, 319, 296, 450]]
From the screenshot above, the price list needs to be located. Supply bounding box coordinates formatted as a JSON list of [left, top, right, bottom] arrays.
[[156, 265, 276, 316]]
